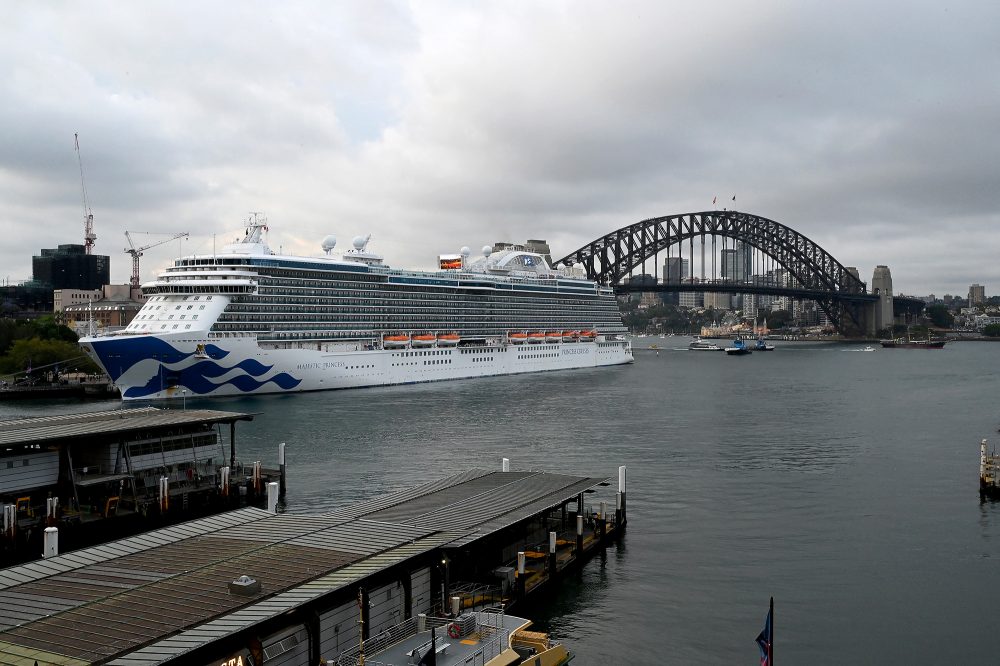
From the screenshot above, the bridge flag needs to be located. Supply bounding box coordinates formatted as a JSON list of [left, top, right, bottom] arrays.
[[732, 195, 736, 201], [712, 196, 717, 205], [756, 597, 773, 666]]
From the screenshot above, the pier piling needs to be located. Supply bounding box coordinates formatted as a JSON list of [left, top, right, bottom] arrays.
[[517, 551, 526, 601], [576, 514, 584, 557], [266, 482, 279, 514], [279, 442, 286, 497], [548, 531, 557, 579], [42, 527, 57, 558], [618, 465, 627, 524], [502, 457, 510, 472]]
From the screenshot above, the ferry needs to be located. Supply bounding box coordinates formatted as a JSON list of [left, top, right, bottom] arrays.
[[79, 215, 632, 400]]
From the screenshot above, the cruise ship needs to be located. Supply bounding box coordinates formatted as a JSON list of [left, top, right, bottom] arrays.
[[79, 216, 632, 400]]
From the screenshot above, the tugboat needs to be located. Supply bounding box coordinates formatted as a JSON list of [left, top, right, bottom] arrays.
[[754, 337, 775, 352], [725, 338, 753, 356]]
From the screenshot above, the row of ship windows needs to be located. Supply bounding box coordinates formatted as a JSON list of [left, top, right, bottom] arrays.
[[237, 294, 606, 306], [518, 353, 559, 359], [146, 296, 215, 302]]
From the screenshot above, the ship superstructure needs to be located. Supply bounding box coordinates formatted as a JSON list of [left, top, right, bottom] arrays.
[[80, 216, 632, 399]]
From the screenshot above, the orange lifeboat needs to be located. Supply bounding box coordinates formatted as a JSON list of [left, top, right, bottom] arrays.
[[527, 331, 545, 344], [411, 334, 436, 348], [383, 334, 410, 349], [562, 330, 579, 342], [545, 331, 561, 343], [579, 330, 597, 341], [436, 333, 461, 347], [509, 332, 528, 344]]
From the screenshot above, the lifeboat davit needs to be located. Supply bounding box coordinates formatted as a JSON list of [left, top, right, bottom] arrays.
[[562, 330, 579, 342], [509, 332, 528, 344], [579, 330, 597, 341], [436, 333, 461, 347], [545, 331, 561, 343], [383, 334, 410, 349], [527, 331, 545, 344]]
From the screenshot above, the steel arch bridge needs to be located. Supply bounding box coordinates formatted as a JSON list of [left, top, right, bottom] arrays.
[[553, 210, 879, 335]]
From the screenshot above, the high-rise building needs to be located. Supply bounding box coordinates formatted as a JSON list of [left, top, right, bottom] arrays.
[[734, 241, 752, 282], [969, 284, 986, 306], [720, 249, 737, 281], [32, 244, 109, 291], [662, 257, 689, 306]]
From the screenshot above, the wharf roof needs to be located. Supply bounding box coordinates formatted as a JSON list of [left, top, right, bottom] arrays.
[[0, 468, 608, 665], [0, 407, 255, 448]]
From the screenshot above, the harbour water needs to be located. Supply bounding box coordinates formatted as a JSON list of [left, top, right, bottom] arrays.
[[3, 339, 999, 664]]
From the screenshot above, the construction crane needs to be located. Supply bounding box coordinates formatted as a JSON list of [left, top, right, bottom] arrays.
[[125, 231, 189, 288], [74, 133, 97, 254]]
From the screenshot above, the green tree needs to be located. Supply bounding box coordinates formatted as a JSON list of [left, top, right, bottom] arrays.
[[0, 338, 98, 376], [982, 324, 1000, 337], [766, 309, 792, 330], [925, 304, 954, 328]]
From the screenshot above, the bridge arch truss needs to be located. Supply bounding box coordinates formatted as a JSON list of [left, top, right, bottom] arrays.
[[554, 210, 875, 334]]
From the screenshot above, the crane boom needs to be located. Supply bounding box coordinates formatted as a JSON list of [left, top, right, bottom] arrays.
[[124, 231, 189, 289], [74, 133, 97, 254]]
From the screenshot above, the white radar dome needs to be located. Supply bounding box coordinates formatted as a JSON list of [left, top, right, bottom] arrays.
[[460, 246, 471, 257], [482, 245, 492, 257], [352, 236, 367, 250], [321, 235, 337, 253]]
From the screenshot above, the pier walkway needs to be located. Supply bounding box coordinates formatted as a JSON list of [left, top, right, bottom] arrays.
[[0, 465, 625, 665]]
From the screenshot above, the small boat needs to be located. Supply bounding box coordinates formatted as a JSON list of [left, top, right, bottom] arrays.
[[579, 330, 597, 341], [527, 331, 546, 344], [509, 332, 528, 344], [383, 334, 410, 349], [862, 345, 875, 352], [562, 330, 579, 342], [545, 331, 562, 343], [436, 333, 461, 347], [341, 609, 572, 666], [689, 337, 723, 351], [754, 338, 775, 351], [411, 334, 437, 348], [725, 338, 753, 355]]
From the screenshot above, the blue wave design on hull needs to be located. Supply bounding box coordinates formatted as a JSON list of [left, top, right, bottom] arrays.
[[87, 336, 300, 398], [123, 365, 301, 398]]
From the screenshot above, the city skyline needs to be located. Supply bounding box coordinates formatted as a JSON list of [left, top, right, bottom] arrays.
[[1, 2, 997, 295]]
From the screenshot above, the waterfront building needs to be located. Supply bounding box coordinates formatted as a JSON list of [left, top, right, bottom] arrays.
[[969, 283, 986, 306], [32, 243, 110, 291]]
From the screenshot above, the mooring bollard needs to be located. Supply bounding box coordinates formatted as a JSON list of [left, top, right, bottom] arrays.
[[451, 596, 461, 617], [43, 527, 58, 558], [266, 482, 279, 514], [279, 442, 286, 497]]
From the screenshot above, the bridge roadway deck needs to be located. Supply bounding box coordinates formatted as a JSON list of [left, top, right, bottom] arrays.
[[0, 467, 614, 665]]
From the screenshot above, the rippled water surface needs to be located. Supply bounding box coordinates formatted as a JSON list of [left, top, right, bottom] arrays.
[[5, 339, 1000, 664]]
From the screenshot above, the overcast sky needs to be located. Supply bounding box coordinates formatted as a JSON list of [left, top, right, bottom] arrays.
[[2, 1, 997, 296]]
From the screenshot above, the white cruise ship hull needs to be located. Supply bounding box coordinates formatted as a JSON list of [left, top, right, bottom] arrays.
[[81, 333, 633, 400]]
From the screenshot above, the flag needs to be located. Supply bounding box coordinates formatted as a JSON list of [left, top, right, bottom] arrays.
[[732, 195, 736, 201], [756, 597, 773, 666], [712, 196, 717, 205]]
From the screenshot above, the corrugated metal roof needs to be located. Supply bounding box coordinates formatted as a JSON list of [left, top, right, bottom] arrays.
[[0, 408, 255, 447], [0, 468, 611, 665]]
